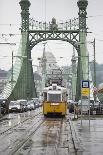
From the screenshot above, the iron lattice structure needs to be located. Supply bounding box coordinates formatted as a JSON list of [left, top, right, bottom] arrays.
[[29, 29, 79, 49], [2, 0, 88, 102]]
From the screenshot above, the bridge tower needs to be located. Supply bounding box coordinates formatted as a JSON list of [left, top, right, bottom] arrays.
[[19, 0, 37, 100], [76, 0, 88, 100], [19, 0, 30, 32], [2, 0, 89, 102]]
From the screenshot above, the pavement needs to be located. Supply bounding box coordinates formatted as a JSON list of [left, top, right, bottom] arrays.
[[70, 114, 103, 155]]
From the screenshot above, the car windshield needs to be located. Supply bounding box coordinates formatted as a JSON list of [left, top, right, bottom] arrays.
[[10, 101, 18, 106]]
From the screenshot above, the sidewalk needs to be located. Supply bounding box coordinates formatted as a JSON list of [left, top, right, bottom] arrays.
[[70, 114, 103, 155]]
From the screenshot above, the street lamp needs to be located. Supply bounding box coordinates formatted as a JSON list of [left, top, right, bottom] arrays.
[[87, 39, 97, 103], [71, 49, 77, 101]]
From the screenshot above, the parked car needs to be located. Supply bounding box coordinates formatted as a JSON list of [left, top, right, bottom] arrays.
[[27, 103, 32, 111], [9, 100, 24, 112], [17, 99, 28, 112], [1, 100, 7, 115], [32, 98, 40, 108], [27, 100, 35, 110], [30, 101, 35, 110]]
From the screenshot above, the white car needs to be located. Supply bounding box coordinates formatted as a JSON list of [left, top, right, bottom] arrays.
[[17, 99, 28, 112], [9, 100, 24, 112], [27, 100, 35, 110]]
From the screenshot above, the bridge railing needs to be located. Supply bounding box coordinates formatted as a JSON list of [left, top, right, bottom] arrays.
[[29, 18, 79, 31]]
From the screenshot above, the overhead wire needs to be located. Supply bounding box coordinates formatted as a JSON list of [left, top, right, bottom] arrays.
[[87, 14, 103, 19]]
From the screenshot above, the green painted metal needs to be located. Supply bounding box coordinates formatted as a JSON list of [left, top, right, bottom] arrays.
[[75, 0, 88, 101], [2, 0, 88, 102], [2, 0, 37, 101], [2, 32, 36, 101], [28, 30, 79, 50], [19, 0, 31, 32]]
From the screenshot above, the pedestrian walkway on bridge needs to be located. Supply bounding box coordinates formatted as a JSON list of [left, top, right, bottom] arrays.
[[70, 114, 103, 155]]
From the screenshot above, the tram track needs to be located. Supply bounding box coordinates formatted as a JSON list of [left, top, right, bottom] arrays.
[[14, 116, 81, 155], [0, 112, 45, 155], [0, 110, 42, 136], [43, 116, 83, 155], [38, 117, 66, 155], [0, 113, 83, 155], [10, 117, 46, 155], [13, 117, 64, 155]]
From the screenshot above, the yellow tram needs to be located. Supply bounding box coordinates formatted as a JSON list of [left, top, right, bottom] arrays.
[[42, 83, 68, 117]]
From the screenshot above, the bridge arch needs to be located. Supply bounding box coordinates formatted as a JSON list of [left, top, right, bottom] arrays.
[[28, 30, 79, 52], [2, 0, 88, 103]]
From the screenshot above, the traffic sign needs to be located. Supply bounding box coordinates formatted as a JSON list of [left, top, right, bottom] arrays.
[[81, 80, 90, 96], [81, 88, 90, 96], [82, 80, 90, 88]]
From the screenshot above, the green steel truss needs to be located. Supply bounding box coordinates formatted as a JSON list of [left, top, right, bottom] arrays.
[[2, 0, 88, 102], [2, 32, 37, 101], [28, 30, 79, 49]]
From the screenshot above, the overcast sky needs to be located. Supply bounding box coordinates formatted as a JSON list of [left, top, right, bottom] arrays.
[[0, 0, 103, 71]]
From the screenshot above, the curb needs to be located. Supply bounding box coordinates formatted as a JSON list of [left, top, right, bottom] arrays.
[[69, 116, 83, 155]]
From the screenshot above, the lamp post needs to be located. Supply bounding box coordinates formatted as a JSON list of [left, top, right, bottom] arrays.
[[86, 39, 97, 103], [26, 58, 32, 101], [93, 38, 97, 103], [41, 42, 47, 90], [71, 47, 77, 101]]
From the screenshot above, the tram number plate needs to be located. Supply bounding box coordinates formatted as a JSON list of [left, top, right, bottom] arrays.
[[51, 103, 59, 106]]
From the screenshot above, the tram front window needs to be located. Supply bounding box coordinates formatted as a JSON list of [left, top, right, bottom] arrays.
[[48, 94, 61, 102]]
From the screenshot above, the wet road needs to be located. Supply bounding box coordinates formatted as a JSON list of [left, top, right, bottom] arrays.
[[71, 115, 103, 155], [0, 109, 81, 155], [1, 110, 103, 155]]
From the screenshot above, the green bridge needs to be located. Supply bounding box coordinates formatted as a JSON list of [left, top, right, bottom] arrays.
[[1, 0, 89, 102]]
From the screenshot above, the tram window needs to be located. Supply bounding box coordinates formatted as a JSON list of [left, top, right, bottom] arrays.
[[43, 92, 47, 100], [53, 85, 56, 90], [48, 94, 61, 102]]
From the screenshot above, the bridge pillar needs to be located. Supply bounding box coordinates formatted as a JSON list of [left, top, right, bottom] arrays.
[[18, 0, 37, 100], [19, 0, 31, 32], [76, 0, 88, 100]]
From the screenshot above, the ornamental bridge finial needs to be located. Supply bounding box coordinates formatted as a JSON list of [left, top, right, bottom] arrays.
[[77, 0, 88, 9], [29, 17, 79, 31], [49, 18, 58, 31]]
